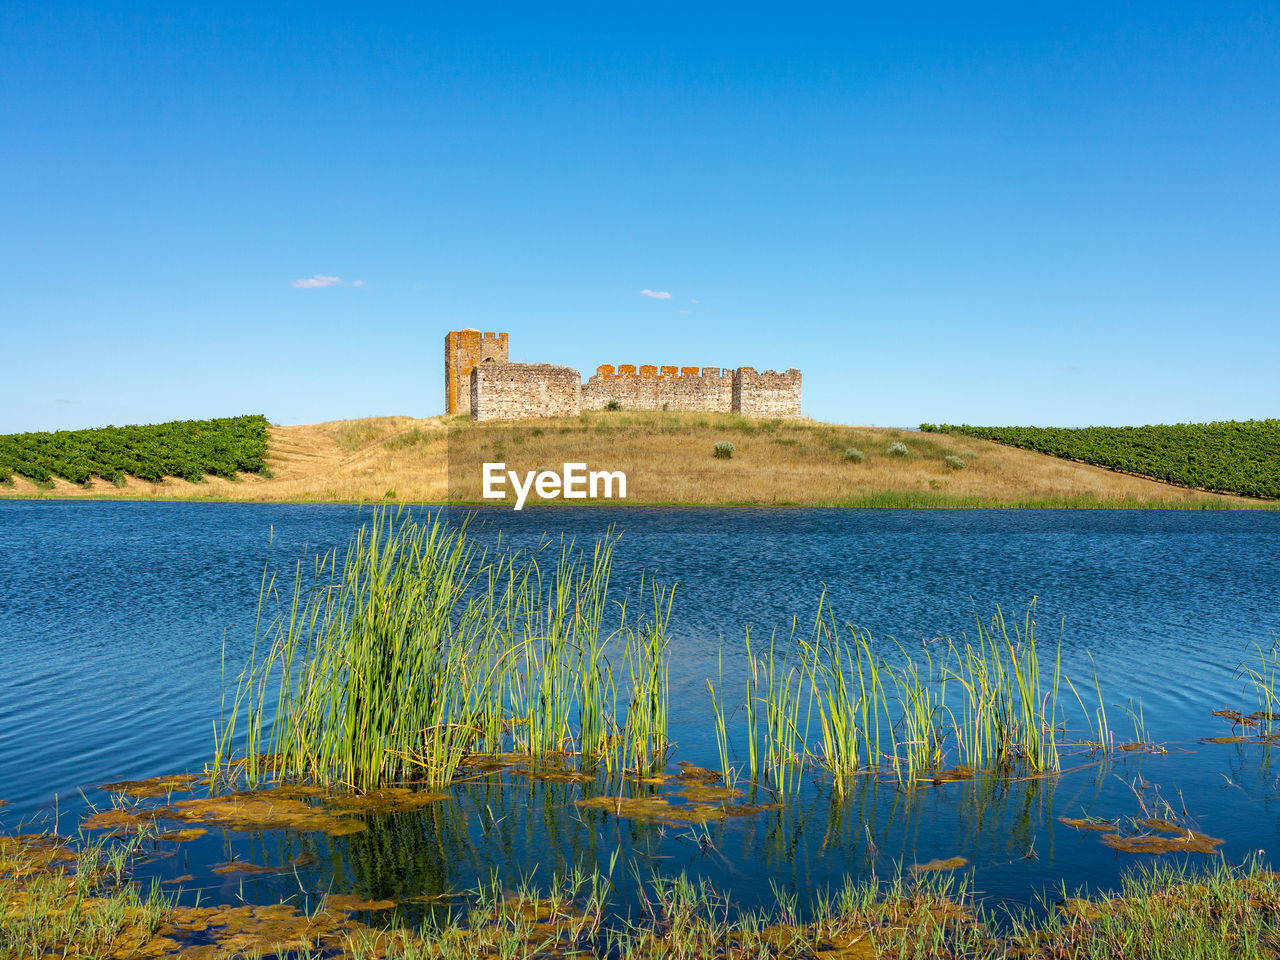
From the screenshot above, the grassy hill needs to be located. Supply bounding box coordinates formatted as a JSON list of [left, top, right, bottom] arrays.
[[0, 412, 1268, 507]]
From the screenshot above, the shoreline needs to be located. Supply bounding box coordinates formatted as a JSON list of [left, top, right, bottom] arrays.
[[1, 491, 1275, 509]]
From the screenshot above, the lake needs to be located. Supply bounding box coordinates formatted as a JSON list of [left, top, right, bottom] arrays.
[[2, 500, 1279, 919]]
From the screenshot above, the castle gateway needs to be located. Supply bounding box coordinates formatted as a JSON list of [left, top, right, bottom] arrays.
[[445, 329, 801, 422]]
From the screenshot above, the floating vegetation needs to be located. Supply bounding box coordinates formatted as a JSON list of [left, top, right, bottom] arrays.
[[1060, 816, 1114, 832], [910, 856, 969, 873], [324, 892, 397, 912], [1099, 828, 1225, 856], [575, 794, 731, 824], [166, 789, 368, 836], [80, 805, 163, 833], [98, 774, 200, 799]]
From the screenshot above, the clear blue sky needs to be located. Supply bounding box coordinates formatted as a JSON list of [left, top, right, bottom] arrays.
[[3, 3, 1277, 433]]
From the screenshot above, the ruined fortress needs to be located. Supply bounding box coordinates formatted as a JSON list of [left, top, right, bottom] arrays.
[[445, 330, 802, 422]]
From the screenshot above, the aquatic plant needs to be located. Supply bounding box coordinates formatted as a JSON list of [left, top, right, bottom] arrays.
[[621, 580, 675, 774], [712, 601, 1065, 789], [942, 606, 1062, 773], [1235, 639, 1280, 737], [706, 653, 736, 787], [757, 630, 807, 794], [215, 510, 674, 788], [799, 607, 887, 787], [1064, 653, 1114, 754]]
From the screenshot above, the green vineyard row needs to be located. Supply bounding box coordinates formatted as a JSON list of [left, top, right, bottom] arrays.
[[921, 420, 1280, 500], [0, 415, 269, 485]]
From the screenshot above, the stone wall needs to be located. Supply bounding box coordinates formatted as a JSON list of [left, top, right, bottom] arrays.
[[471, 363, 581, 422], [445, 329, 509, 415], [446, 330, 802, 420], [732, 367, 802, 418], [582, 364, 734, 412]]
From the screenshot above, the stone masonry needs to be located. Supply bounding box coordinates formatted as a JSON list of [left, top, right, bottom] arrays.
[[445, 329, 509, 416], [731, 367, 803, 418], [446, 330, 801, 422], [470, 363, 582, 422], [581, 365, 734, 412]]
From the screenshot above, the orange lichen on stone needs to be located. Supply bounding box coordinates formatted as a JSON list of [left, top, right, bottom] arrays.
[[445, 329, 509, 415]]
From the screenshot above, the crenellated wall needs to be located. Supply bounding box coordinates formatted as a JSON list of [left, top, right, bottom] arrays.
[[582, 364, 734, 412], [732, 367, 803, 418], [450, 330, 802, 420], [471, 363, 581, 422]]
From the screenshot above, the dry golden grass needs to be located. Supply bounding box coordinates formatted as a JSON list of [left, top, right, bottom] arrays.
[[0, 411, 1265, 507]]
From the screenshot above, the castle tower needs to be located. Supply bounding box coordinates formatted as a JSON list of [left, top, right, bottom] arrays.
[[445, 329, 509, 415]]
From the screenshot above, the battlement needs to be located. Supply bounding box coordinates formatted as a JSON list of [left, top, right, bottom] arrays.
[[733, 368, 802, 417], [593, 364, 732, 380], [446, 330, 801, 420], [445, 329, 510, 415], [583, 362, 734, 412]]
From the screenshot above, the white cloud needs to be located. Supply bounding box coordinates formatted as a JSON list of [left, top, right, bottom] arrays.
[[679, 309, 691, 315], [291, 274, 365, 289], [639, 289, 672, 299]]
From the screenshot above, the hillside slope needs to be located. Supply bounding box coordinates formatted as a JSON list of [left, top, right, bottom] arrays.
[[0, 412, 1265, 507], [929, 420, 1280, 500]]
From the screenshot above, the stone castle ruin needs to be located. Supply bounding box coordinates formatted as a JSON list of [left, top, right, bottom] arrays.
[[445, 329, 801, 422]]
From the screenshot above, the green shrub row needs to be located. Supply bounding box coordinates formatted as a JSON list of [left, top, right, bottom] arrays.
[[922, 420, 1280, 499], [0, 415, 269, 485]]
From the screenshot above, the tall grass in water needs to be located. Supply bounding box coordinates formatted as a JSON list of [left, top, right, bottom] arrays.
[[748, 626, 809, 794], [214, 510, 671, 789], [621, 579, 675, 774], [799, 600, 888, 789], [1064, 653, 1113, 754], [943, 606, 1062, 773], [1237, 640, 1280, 737], [718, 601, 1064, 790], [888, 643, 948, 780]]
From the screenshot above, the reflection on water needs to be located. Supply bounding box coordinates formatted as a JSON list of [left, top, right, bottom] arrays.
[[2, 501, 1280, 916]]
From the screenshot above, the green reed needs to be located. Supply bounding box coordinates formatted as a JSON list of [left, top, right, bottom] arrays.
[[756, 627, 807, 794], [743, 626, 761, 781], [713, 600, 1064, 790], [887, 642, 947, 780], [621, 578, 674, 774], [942, 605, 1062, 773], [1064, 652, 1113, 754], [798, 599, 888, 787], [214, 509, 672, 789], [706, 652, 736, 786], [1236, 639, 1280, 737]]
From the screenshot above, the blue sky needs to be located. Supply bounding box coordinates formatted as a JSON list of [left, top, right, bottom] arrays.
[[3, 3, 1277, 433]]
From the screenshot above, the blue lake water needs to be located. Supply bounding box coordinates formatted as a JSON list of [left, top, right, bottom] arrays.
[[2, 500, 1279, 917]]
